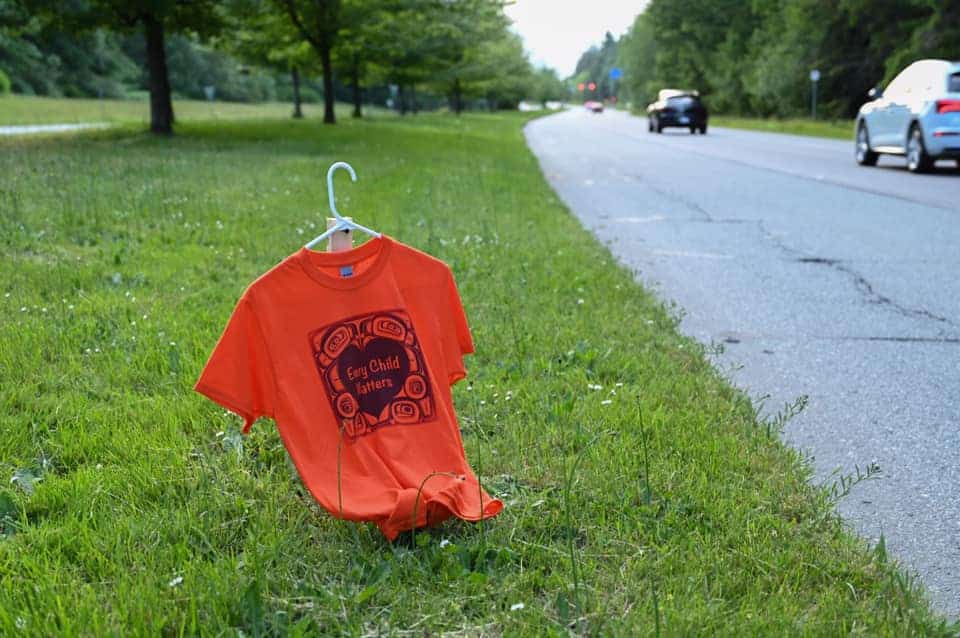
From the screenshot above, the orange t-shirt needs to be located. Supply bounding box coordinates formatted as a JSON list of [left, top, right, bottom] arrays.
[[195, 235, 502, 540]]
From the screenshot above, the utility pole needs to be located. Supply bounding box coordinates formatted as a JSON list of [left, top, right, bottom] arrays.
[[809, 69, 820, 119]]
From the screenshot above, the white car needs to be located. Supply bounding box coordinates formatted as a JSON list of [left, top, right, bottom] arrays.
[[855, 59, 960, 173]]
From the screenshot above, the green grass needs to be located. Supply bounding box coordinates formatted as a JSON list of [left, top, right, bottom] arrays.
[[711, 116, 854, 140], [0, 95, 388, 126], [1, 113, 955, 636]]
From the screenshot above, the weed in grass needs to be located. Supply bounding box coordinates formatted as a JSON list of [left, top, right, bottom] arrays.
[[823, 462, 883, 503], [760, 394, 809, 438]]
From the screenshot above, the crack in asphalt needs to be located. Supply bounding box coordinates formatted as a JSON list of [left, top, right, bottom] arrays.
[[622, 171, 714, 222], [632, 191, 957, 327], [795, 258, 955, 326]]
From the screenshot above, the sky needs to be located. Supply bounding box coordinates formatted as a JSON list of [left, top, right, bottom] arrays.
[[504, 1, 647, 78]]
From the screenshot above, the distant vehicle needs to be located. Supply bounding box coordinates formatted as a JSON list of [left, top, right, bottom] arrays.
[[646, 90, 708, 134], [855, 59, 960, 173], [584, 100, 604, 113]]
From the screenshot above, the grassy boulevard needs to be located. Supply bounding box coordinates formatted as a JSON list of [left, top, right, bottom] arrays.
[[1, 108, 954, 635], [708, 116, 853, 140]]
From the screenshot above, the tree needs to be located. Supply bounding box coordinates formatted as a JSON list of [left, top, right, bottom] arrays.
[[223, 0, 315, 118], [277, 0, 343, 124], [22, 0, 223, 134], [455, 29, 530, 110], [617, 13, 656, 107], [528, 66, 568, 107]]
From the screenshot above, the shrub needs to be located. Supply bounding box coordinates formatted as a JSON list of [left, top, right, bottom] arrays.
[[0, 69, 11, 95]]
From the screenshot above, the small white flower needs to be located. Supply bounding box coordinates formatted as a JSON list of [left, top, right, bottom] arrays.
[[169, 341, 176, 347], [510, 603, 525, 611], [615, 382, 624, 387], [576, 298, 584, 305], [601, 399, 613, 406], [15, 617, 26, 630], [4, 293, 9, 298], [95, 463, 103, 470], [20, 307, 26, 312], [439, 539, 450, 548], [41, 307, 47, 313], [68, 304, 74, 310], [168, 576, 183, 588], [85, 348, 91, 354]]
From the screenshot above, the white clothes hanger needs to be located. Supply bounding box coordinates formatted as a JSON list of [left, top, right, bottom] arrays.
[[305, 161, 381, 249]]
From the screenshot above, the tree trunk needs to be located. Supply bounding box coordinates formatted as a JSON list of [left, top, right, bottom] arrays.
[[453, 77, 462, 115], [399, 84, 407, 116], [320, 40, 336, 124], [351, 56, 361, 118], [291, 65, 303, 119], [411, 84, 418, 115], [144, 13, 174, 135]]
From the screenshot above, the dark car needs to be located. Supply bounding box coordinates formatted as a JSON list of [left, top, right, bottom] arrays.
[[646, 90, 708, 134]]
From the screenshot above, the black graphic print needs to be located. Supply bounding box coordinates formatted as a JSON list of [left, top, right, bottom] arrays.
[[309, 310, 435, 441]]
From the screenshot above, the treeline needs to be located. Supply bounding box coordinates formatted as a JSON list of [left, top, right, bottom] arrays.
[[584, 1, 959, 119], [0, 25, 313, 103], [0, 0, 569, 133]]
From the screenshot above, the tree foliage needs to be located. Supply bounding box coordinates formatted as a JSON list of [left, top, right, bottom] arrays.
[[613, 0, 960, 118], [2, 0, 549, 121]]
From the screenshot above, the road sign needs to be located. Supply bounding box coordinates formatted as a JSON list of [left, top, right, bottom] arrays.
[[610, 67, 623, 80], [809, 69, 821, 82]]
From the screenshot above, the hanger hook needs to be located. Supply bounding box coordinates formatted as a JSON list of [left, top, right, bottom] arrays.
[[327, 161, 357, 221]]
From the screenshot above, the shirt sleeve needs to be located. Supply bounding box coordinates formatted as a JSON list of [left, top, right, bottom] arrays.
[[441, 268, 475, 385], [194, 294, 277, 433]]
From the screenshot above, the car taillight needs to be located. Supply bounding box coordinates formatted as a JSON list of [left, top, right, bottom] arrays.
[[935, 99, 960, 114]]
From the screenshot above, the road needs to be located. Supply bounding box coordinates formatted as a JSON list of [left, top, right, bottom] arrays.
[[0, 123, 108, 136], [525, 108, 960, 617]]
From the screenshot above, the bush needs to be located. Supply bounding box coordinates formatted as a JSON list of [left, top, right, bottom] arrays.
[[0, 69, 11, 95]]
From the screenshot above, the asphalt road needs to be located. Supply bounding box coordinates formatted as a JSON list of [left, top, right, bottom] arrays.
[[525, 108, 960, 617]]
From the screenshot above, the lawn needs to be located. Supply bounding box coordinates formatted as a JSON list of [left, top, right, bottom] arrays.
[[710, 115, 854, 140], [0, 112, 954, 635], [0, 95, 386, 126]]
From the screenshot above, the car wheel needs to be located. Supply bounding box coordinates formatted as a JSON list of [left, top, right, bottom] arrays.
[[699, 124, 707, 135], [656, 118, 663, 133], [855, 123, 879, 166], [648, 118, 654, 133], [906, 124, 933, 173], [689, 126, 696, 134]]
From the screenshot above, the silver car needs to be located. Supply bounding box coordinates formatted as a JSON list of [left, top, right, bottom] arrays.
[[855, 59, 960, 173]]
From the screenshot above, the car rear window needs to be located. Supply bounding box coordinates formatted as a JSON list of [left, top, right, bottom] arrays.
[[667, 96, 699, 108], [950, 73, 960, 93]]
